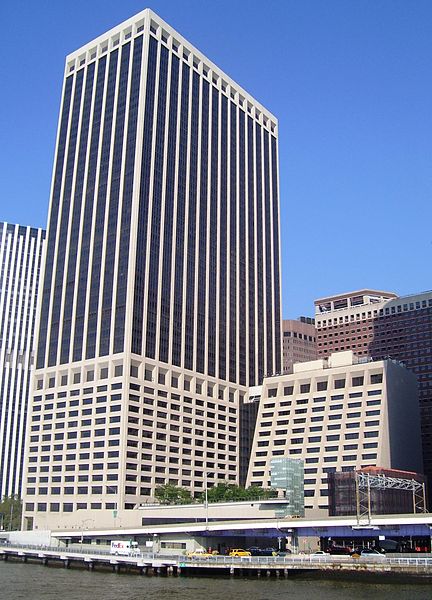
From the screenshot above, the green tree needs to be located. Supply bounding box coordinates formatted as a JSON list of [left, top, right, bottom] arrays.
[[155, 484, 193, 505], [0, 495, 22, 531], [198, 483, 277, 503], [244, 485, 278, 500], [205, 482, 243, 502]]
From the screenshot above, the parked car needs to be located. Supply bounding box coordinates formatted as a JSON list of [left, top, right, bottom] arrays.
[[310, 550, 328, 557], [327, 545, 352, 555], [186, 550, 217, 558], [229, 548, 252, 557], [351, 548, 386, 560], [247, 547, 278, 556], [376, 539, 400, 553]]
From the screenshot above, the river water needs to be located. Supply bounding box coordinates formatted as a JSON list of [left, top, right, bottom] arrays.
[[1, 560, 430, 600]]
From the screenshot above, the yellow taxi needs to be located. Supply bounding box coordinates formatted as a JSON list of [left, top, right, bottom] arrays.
[[229, 548, 252, 557]]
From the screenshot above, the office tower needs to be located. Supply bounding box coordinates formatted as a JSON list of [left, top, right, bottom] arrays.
[[22, 9, 281, 529], [315, 290, 432, 489], [0, 222, 45, 498], [246, 351, 422, 514], [314, 290, 397, 358], [369, 292, 432, 484], [282, 317, 317, 373]]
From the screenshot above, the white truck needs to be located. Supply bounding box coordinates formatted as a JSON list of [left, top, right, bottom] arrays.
[[110, 540, 139, 556]]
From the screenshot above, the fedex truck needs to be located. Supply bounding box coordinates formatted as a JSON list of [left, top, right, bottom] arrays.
[[110, 540, 139, 556]]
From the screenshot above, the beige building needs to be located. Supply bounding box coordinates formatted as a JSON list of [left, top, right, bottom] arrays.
[[282, 317, 317, 373], [27, 498, 290, 534], [22, 8, 282, 530], [246, 351, 423, 515]]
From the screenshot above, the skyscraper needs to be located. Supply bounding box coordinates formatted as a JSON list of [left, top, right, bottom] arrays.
[[22, 9, 281, 529], [0, 222, 45, 498], [315, 289, 432, 492]]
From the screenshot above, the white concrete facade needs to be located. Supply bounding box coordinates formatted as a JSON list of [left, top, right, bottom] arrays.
[[246, 351, 423, 514], [0, 222, 45, 497]]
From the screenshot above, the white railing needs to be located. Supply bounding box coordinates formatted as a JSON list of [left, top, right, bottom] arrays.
[[2, 544, 432, 569]]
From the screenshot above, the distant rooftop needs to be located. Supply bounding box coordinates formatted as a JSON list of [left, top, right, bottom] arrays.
[[315, 289, 398, 315]]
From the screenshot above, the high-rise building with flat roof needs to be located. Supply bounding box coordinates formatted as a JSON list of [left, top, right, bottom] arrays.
[[0, 222, 45, 498], [282, 317, 317, 373], [314, 290, 397, 358], [369, 291, 432, 484], [246, 351, 422, 515], [315, 289, 432, 491], [22, 9, 281, 529]]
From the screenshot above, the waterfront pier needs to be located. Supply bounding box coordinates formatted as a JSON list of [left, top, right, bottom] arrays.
[[1, 544, 432, 577]]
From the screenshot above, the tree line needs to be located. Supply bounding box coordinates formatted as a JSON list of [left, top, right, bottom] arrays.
[[154, 483, 278, 504]]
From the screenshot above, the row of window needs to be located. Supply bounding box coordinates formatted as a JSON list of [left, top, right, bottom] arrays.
[[267, 375, 382, 397], [283, 331, 316, 342], [36, 364, 241, 400]]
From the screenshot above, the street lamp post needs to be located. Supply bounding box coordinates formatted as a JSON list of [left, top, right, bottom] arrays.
[[152, 533, 158, 559], [80, 519, 94, 545], [204, 473, 209, 529], [106, 485, 118, 526]]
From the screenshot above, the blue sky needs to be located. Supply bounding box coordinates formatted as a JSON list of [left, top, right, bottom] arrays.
[[1, 0, 431, 318]]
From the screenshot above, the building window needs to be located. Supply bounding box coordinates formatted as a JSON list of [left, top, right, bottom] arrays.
[[370, 374, 383, 384]]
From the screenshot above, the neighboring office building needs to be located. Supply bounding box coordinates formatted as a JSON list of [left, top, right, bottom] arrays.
[[369, 292, 432, 484], [0, 222, 45, 498], [315, 289, 432, 490], [314, 290, 398, 358], [328, 466, 427, 517], [22, 9, 282, 529], [282, 317, 317, 373], [246, 351, 423, 515]]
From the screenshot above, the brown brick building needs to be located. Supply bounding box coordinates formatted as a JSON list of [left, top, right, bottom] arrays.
[[315, 289, 432, 491], [282, 317, 318, 373], [314, 290, 397, 357]]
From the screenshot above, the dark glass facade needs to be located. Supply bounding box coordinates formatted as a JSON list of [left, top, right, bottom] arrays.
[[369, 294, 432, 489], [317, 291, 432, 495], [37, 27, 281, 388], [37, 37, 144, 368]]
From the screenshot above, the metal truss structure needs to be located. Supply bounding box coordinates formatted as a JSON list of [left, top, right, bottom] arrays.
[[355, 472, 427, 525]]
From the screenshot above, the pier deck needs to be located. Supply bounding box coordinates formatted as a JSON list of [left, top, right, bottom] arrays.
[[1, 544, 432, 576]]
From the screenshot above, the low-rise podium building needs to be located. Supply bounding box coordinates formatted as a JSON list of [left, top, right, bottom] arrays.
[[246, 351, 423, 515]]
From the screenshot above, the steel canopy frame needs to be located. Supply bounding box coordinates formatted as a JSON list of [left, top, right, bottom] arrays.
[[355, 472, 427, 525]]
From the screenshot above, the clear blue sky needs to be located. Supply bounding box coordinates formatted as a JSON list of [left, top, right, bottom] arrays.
[[1, 0, 431, 318]]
